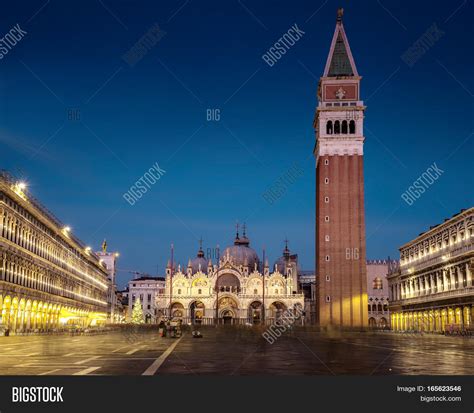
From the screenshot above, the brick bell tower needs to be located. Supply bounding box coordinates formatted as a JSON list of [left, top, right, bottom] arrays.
[[314, 8, 368, 328]]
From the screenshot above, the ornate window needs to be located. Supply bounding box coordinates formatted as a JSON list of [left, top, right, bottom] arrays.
[[349, 120, 355, 133], [334, 120, 340, 134], [326, 120, 333, 134], [342, 120, 348, 134], [372, 277, 383, 290]]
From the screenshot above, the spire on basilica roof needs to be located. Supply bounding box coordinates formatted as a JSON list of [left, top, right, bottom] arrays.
[[283, 238, 290, 259], [234, 222, 250, 246], [323, 8, 358, 77], [197, 236, 204, 258]]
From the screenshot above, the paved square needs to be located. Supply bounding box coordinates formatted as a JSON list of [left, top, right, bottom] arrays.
[[0, 327, 472, 375]]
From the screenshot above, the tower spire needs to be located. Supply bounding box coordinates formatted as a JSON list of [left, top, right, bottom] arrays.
[[323, 8, 358, 77]]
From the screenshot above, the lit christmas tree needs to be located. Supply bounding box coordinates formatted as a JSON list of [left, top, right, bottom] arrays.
[[131, 297, 144, 324]]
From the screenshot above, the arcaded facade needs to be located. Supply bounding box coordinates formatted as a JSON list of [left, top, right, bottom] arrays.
[[0, 173, 109, 332], [156, 230, 305, 325], [388, 207, 473, 332]]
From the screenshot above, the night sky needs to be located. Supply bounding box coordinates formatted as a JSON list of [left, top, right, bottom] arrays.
[[1, 0, 472, 288]]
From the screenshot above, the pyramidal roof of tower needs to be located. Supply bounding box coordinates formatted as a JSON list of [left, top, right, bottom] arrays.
[[323, 13, 358, 77]]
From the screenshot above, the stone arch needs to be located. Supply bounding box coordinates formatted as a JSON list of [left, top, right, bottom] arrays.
[[189, 300, 205, 323], [169, 302, 185, 319], [1, 295, 11, 327], [220, 308, 236, 324], [268, 274, 286, 296], [17, 298, 26, 331], [191, 277, 209, 296], [269, 301, 287, 320], [248, 301, 263, 323], [349, 119, 355, 133], [216, 295, 239, 310], [11, 297, 19, 331], [246, 275, 263, 295], [369, 317, 377, 327], [216, 273, 240, 293], [342, 120, 348, 133], [326, 120, 333, 134]]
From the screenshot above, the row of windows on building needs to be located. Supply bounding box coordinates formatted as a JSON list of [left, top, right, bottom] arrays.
[[368, 303, 388, 312], [132, 293, 153, 302], [401, 227, 473, 263], [325, 120, 356, 134], [1, 201, 105, 288], [0, 253, 103, 304]]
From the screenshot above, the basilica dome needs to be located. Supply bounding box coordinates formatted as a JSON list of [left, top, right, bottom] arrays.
[[222, 227, 259, 269], [273, 241, 300, 273], [190, 255, 208, 274], [189, 241, 209, 274]]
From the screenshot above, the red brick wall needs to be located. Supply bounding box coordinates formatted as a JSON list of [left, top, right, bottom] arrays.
[[316, 154, 368, 327]]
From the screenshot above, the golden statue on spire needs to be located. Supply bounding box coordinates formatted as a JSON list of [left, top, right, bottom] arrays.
[[101, 239, 107, 253], [337, 7, 344, 22]]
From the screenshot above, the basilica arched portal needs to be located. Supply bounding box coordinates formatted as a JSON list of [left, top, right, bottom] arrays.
[[248, 301, 263, 324], [170, 302, 185, 319], [190, 301, 205, 324], [269, 301, 287, 321]]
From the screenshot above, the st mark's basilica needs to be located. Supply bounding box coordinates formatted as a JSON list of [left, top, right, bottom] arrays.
[[156, 226, 305, 325]]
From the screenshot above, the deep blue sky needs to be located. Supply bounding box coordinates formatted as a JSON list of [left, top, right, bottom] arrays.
[[1, 0, 473, 288]]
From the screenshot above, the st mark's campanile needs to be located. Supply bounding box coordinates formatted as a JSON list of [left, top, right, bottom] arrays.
[[314, 9, 368, 328]]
